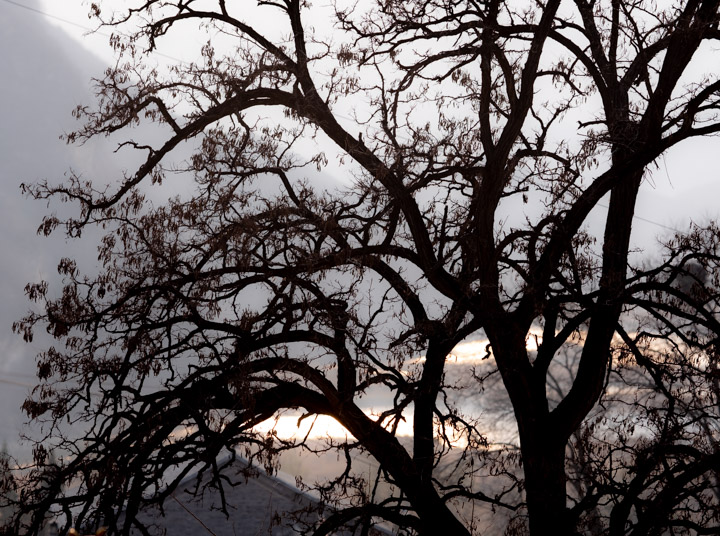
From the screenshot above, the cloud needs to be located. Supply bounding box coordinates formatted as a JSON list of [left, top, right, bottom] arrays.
[[0, 0, 112, 451]]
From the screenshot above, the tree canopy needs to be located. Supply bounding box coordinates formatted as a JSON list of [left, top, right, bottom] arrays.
[[3, 1, 720, 535]]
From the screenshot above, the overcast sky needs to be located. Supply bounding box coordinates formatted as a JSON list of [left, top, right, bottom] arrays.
[[0, 0, 97, 450], [1, 0, 720, 455]]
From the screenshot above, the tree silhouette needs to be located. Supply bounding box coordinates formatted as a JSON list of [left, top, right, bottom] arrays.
[[3, 1, 720, 535]]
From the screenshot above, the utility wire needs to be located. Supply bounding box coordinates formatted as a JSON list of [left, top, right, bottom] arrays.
[[596, 202, 683, 234], [0, 0, 184, 63], [170, 494, 219, 536], [0, 377, 35, 388], [0, 0, 94, 32]]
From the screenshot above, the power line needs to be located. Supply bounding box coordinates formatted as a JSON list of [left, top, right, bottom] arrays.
[[596, 202, 682, 234], [628, 212, 682, 233], [1, 0, 103, 33], [0, 377, 35, 388], [170, 494, 219, 536], [0, 0, 184, 63]]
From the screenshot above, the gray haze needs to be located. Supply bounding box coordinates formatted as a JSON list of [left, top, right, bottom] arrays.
[[0, 0, 113, 453]]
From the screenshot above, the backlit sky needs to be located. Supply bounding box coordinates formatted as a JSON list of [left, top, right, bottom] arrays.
[[1, 0, 719, 454]]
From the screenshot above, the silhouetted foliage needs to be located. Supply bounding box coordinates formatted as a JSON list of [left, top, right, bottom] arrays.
[[3, 1, 720, 535]]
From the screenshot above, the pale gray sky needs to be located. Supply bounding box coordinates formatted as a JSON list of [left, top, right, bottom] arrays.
[[0, 0, 102, 451], [34, 0, 720, 239]]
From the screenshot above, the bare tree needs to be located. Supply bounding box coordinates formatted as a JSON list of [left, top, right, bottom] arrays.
[[3, 1, 720, 534]]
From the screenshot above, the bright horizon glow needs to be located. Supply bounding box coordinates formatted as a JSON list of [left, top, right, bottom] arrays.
[[252, 410, 473, 448], [412, 326, 546, 366]]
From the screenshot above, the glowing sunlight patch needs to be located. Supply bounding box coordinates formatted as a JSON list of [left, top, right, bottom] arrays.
[[253, 414, 360, 440], [252, 411, 469, 447], [413, 327, 545, 366], [252, 412, 414, 441], [445, 339, 491, 363]]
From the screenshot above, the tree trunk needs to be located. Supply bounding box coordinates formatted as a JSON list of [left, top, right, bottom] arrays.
[[485, 322, 572, 535], [522, 438, 571, 536]]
